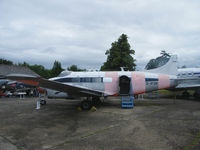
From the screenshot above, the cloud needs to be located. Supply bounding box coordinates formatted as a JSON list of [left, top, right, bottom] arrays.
[[0, 0, 200, 70]]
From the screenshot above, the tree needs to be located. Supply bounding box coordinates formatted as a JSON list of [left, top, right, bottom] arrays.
[[67, 65, 86, 71], [145, 50, 171, 70], [18, 61, 51, 78], [0, 58, 13, 65], [51, 61, 64, 77], [160, 50, 170, 58], [0, 58, 65, 79], [29, 64, 51, 79], [18, 61, 29, 67], [100, 34, 136, 71], [19, 60, 64, 78]]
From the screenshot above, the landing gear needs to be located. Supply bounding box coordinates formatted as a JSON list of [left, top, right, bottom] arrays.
[[40, 99, 47, 105], [80, 97, 102, 110], [36, 93, 47, 110], [92, 97, 102, 107], [193, 89, 200, 99], [81, 100, 92, 110], [182, 90, 190, 99]]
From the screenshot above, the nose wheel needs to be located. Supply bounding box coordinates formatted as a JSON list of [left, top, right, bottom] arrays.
[[40, 99, 47, 105], [182, 91, 190, 98], [36, 93, 47, 110], [92, 97, 102, 106], [80, 97, 102, 110], [81, 100, 92, 110]]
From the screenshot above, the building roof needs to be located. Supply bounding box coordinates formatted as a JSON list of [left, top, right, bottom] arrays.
[[0, 64, 40, 77]]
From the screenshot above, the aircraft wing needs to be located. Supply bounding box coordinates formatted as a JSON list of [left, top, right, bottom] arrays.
[[176, 78, 200, 89], [6, 74, 104, 97], [176, 83, 200, 89]]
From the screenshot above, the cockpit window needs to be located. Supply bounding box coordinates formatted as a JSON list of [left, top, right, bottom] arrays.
[[58, 71, 71, 77]]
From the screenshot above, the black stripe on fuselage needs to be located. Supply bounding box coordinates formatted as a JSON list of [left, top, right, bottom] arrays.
[[194, 72, 200, 75], [54, 77, 159, 83], [54, 77, 103, 83], [145, 78, 158, 81]]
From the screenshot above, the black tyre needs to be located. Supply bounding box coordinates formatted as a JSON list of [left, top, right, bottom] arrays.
[[193, 92, 200, 99], [81, 100, 92, 110], [92, 97, 102, 106], [40, 100, 46, 105], [182, 91, 190, 99]]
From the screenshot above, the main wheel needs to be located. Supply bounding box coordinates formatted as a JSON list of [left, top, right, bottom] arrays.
[[92, 97, 102, 106], [40, 100, 46, 105], [182, 91, 190, 99], [193, 92, 200, 99], [81, 100, 92, 110]]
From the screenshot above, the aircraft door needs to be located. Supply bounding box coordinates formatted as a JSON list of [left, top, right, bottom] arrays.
[[119, 75, 130, 95]]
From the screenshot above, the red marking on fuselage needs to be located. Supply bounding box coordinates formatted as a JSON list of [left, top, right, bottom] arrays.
[[104, 72, 118, 95], [16, 80, 39, 86], [131, 72, 145, 95], [158, 86, 171, 90], [158, 74, 170, 90], [134, 91, 145, 95]]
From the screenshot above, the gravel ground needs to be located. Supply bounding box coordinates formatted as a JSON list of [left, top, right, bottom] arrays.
[[0, 97, 200, 150]]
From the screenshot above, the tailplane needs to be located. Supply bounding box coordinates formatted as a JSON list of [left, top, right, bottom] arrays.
[[145, 55, 178, 75]]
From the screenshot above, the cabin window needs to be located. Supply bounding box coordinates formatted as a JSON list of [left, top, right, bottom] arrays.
[[55, 77, 103, 83], [72, 78, 80, 82], [188, 73, 192, 77]]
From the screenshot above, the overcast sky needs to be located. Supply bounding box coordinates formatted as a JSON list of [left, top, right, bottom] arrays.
[[0, 0, 200, 70]]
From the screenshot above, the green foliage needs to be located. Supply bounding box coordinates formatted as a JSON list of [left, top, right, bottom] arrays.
[[2, 57, 89, 78], [18, 61, 63, 79], [1, 58, 87, 78], [29, 64, 51, 79], [67, 65, 86, 71], [0, 58, 13, 65], [18, 61, 29, 67], [160, 50, 170, 57], [51, 61, 64, 77], [145, 50, 171, 70], [184, 131, 200, 150], [100, 34, 136, 71]]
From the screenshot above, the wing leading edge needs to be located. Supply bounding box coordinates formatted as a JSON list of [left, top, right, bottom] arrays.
[[6, 74, 104, 97], [175, 77, 200, 89]]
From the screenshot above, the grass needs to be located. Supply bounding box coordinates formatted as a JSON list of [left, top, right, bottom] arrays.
[[158, 89, 195, 96], [184, 131, 200, 150]]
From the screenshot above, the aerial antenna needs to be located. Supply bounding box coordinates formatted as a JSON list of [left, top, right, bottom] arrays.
[[120, 67, 128, 71]]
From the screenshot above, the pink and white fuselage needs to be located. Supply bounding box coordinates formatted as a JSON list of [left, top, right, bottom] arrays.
[[51, 71, 178, 96]]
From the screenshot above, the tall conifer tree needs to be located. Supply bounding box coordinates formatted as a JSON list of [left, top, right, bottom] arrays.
[[101, 34, 136, 71]]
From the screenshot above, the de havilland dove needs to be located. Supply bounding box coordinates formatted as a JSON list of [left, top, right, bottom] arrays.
[[7, 55, 179, 109]]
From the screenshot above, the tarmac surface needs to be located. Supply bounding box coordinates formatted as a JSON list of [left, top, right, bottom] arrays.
[[0, 97, 200, 150]]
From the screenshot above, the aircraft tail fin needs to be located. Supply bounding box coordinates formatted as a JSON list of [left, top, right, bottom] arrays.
[[145, 55, 178, 75]]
